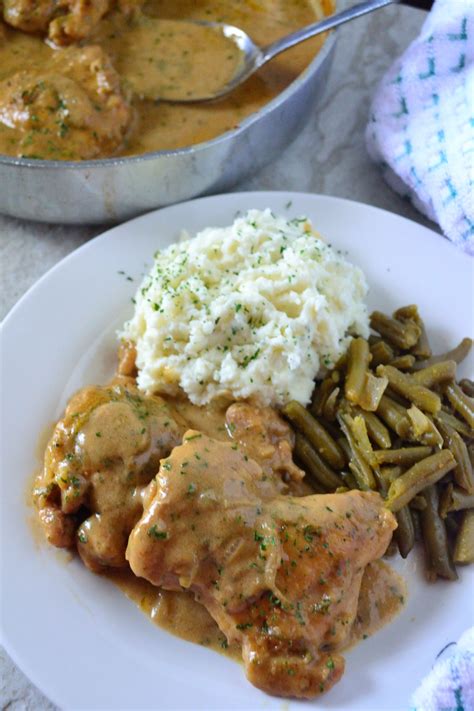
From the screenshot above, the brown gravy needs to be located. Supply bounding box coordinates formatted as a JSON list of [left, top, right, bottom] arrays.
[[0, 0, 333, 160], [107, 559, 405, 660]]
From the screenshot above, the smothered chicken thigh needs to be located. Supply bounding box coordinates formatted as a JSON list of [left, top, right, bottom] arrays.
[[127, 431, 396, 698], [33, 377, 181, 571], [0, 45, 133, 160]]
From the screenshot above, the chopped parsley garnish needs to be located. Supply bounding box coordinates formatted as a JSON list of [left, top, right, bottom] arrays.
[[236, 622, 253, 630], [148, 525, 168, 540]]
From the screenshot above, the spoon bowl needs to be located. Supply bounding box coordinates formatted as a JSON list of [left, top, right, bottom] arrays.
[[152, 0, 433, 103]]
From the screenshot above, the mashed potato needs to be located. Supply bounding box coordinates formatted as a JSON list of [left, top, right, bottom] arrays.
[[121, 209, 369, 406]]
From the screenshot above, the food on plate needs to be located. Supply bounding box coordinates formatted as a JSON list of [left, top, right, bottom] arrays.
[[120, 209, 369, 406], [127, 432, 396, 698], [0, 45, 133, 161], [31, 210, 473, 698], [0, 0, 333, 159], [284, 303, 474, 580]]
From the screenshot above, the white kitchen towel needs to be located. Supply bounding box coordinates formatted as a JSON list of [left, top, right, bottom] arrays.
[[411, 627, 474, 711], [366, 0, 474, 255]]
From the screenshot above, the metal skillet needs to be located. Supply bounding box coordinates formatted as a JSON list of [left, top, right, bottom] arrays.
[[0, 0, 431, 225]]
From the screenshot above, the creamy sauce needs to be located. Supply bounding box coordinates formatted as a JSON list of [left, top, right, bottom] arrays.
[[107, 569, 241, 659], [106, 17, 244, 101], [106, 559, 405, 659], [350, 560, 406, 645], [0, 0, 334, 159], [164, 395, 231, 440]]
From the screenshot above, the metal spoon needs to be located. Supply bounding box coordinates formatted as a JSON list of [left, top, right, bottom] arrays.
[[157, 0, 433, 103]]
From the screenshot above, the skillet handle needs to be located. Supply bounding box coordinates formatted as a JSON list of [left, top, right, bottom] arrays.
[[399, 0, 434, 10]]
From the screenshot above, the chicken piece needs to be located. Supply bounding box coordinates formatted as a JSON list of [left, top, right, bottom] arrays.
[[0, 45, 132, 160], [33, 376, 181, 572], [3, 0, 56, 34], [226, 402, 305, 494], [127, 431, 396, 698], [2, 0, 143, 44]]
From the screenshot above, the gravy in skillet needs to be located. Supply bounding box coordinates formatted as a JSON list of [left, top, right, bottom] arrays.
[[0, 0, 333, 160]]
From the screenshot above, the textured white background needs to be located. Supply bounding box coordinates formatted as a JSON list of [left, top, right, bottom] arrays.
[[0, 3, 431, 708]]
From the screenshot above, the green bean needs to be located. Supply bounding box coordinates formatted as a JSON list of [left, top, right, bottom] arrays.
[[444, 383, 474, 429], [353, 408, 392, 449], [337, 435, 352, 463], [459, 379, 474, 398], [435, 409, 473, 440], [412, 322, 432, 360], [445, 514, 460, 539], [310, 378, 335, 418], [370, 311, 421, 350], [385, 386, 410, 407], [370, 340, 395, 367], [439, 483, 474, 518], [293, 433, 343, 491], [322, 387, 340, 421], [349, 461, 375, 491], [373, 446, 432, 467], [393, 304, 420, 322], [345, 338, 370, 405], [421, 485, 458, 580], [390, 355, 416, 371], [412, 337, 473, 370], [393, 306, 432, 359], [341, 470, 359, 490], [282, 401, 346, 470], [358, 371, 389, 412], [407, 405, 444, 447], [377, 365, 441, 414], [377, 395, 413, 439], [412, 509, 423, 541], [412, 327, 432, 360], [409, 495, 427, 511], [379, 465, 404, 486], [318, 416, 342, 442], [439, 483, 453, 518], [386, 449, 456, 512], [373, 468, 387, 495], [395, 506, 415, 558], [453, 510, 474, 564], [411, 360, 457, 388], [351, 415, 377, 466], [334, 351, 348, 370], [337, 413, 377, 490], [437, 421, 474, 493]]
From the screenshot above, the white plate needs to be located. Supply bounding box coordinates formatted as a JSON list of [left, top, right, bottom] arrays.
[[1, 192, 473, 711]]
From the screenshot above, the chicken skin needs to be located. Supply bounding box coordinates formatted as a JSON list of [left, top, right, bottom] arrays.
[[33, 376, 181, 572], [225, 402, 305, 493], [127, 431, 396, 698]]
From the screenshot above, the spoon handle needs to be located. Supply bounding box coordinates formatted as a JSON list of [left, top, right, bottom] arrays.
[[262, 0, 432, 64]]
